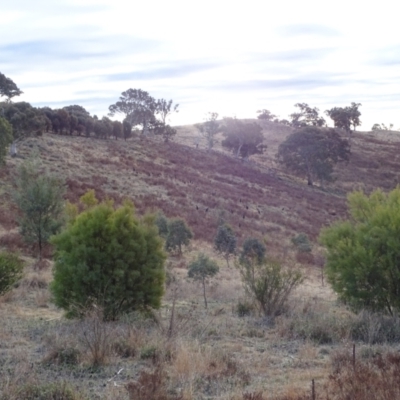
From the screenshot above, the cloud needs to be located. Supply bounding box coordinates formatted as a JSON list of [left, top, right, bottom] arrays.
[[104, 61, 220, 82], [277, 24, 340, 37]]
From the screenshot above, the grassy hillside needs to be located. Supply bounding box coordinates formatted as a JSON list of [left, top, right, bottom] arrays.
[[1, 121, 400, 399]]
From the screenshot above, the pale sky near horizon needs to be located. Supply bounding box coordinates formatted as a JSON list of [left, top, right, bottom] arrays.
[[1, 0, 400, 130]]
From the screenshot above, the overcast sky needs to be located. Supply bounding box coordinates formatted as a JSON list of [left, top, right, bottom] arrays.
[[1, 0, 400, 129]]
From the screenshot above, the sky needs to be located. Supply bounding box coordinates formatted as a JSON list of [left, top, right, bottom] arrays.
[[1, 0, 400, 129]]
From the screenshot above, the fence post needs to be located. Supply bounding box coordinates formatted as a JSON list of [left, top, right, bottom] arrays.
[[311, 379, 316, 400]]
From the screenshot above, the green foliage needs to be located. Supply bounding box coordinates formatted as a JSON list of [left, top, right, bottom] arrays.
[[239, 238, 266, 267], [277, 126, 351, 186], [195, 112, 220, 151], [50, 198, 166, 320], [1, 101, 47, 139], [155, 212, 169, 239], [0, 251, 24, 296], [13, 159, 65, 258], [238, 258, 303, 317], [291, 233, 312, 253], [214, 223, 236, 267], [109, 89, 178, 137], [289, 103, 326, 128], [0, 116, 13, 164], [188, 253, 219, 308], [320, 187, 400, 315], [325, 102, 362, 134], [0, 71, 23, 100], [221, 117, 266, 158], [165, 218, 193, 256]]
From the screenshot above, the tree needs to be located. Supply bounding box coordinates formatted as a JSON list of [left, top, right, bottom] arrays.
[[188, 253, 219, 308], [289, 103, 326, 128], [0, 251, 24, 296], [50, 196, 166, 320], [320, 187, 400, 315], [165, 218, 193, 256], [122, 119, 132, 140], [0, 72, 23, 101], [239, 238, 266, 268], [108, 89, 157, 134], [155, 212, 169, 239], [0, 117, 13, 164], [195, 112, 220, 151], [156, 98, 179, 124], [151, 121, 177, 142], [112, 120, 123, 140], [221, 117, 266, 158], [277, 126, 351, 186], [257, 109, 276, 121], [325, 102, 362, 138], [214, 224, 236, 267], [13, 159, 65, 259], [1, 102, 47, 140]]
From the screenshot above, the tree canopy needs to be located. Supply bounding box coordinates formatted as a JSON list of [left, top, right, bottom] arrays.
[[1, 102, 47, 140], [108, 89, 178, 136], [289, 103, 326, 128], [325, 102, 362, 137], [277, 126, 350, 186], [221, 117, 266, 158], [320, 188, 400, 315], [51, 197, 166, 320], [0, 72, 23, 101], [257, 109, 276, 121]]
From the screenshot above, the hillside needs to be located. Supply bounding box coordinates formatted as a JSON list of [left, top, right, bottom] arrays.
[[1, 121, 400, 399]]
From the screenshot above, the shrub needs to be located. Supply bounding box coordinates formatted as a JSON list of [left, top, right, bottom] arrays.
[[0, 251, 24, 296], [50, 196, 166, 320], [238, 258, 303, 317], [291, 233, 312, 253], [320, 187, 400, 315]]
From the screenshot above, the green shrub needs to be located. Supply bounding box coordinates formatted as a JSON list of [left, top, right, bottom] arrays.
[[0, 251, 24, 296], [291, 233, 312, 253], [50, 197, 166, 320], [238, 258, 303, 317]]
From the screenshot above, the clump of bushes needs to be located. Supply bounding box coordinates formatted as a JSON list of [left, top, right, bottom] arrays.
[[0, 251, 24, 296]]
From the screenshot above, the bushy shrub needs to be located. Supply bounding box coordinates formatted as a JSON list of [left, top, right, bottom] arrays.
[[239, 258, 303, 317], [0, 251, 24, 296], [50, 197, 166, 320], [291, 233, 312, 253]]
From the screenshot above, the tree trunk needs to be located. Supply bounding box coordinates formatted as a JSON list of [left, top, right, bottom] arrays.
[[202, 278, 208, 309]]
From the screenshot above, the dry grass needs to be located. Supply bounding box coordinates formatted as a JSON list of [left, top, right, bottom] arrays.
[[0, 124, 399, 398]]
